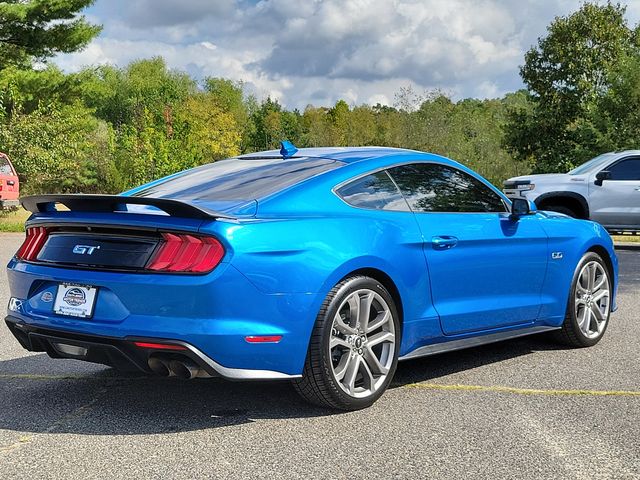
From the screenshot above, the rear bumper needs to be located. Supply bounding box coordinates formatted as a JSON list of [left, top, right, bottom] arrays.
[[5, 258, 319, 376], [5, 315, 300, 380], [0, 199, 20, 208]]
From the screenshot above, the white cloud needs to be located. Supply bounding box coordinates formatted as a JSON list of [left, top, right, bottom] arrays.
[[54, 0, 640, 109]]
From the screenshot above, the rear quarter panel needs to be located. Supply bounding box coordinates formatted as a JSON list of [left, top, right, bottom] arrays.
[[202, 166, 443, 356]]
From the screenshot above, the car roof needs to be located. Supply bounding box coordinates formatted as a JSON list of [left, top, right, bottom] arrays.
[[239, 146, 423, 164]]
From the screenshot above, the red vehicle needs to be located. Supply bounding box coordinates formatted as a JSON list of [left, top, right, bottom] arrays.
[[0, 152, 19, 210]]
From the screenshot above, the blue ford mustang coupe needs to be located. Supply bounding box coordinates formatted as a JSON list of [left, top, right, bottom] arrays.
[[5, 143, 618, 410]]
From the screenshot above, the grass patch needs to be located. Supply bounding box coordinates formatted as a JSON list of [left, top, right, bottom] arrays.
[[612, 234, 640, 243], [0, 209, 29, 232]]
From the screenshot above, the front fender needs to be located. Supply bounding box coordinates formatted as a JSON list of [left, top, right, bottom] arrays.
[[539, 218, 617, 322]]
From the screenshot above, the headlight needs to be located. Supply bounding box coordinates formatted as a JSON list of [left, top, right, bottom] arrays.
[[517, 184, 535, 191]]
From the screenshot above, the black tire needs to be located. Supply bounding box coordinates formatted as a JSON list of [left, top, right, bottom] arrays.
[[553, 252, 612, 347], [545, 205, 577, 218], [293, 275, 400, 410]]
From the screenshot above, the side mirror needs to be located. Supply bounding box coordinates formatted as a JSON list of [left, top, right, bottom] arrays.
[[510, 198, 536, 219], [595, 170, 611, 186]]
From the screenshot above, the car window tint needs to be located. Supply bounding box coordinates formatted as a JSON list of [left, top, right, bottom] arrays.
[[387, 163, 506, 213], [131, 157, 343, 201], [337, 171, 410, 211], [608, 158, 640, 181]]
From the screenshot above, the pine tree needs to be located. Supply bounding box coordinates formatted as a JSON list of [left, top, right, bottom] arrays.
[[0, 0, 101, 70]]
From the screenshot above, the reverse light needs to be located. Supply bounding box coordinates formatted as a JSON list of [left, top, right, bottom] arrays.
[[146, 233, 225, 273], [15, 226, 49, 261]]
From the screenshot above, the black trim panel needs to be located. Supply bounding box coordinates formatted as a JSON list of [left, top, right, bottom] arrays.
[[4, 316, 218, 376]]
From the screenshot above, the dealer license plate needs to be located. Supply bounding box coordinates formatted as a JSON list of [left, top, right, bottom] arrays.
[[53, 284, 98, 319]]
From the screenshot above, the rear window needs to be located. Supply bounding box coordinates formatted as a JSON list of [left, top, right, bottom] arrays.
[[131, 157, 343, 201]]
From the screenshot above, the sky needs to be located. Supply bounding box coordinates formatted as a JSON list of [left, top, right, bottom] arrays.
[[54, 0, 640, 109]]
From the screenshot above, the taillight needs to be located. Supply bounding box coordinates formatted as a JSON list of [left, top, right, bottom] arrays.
[[15, 226, 49, 261], [146, 233, 225, 273]]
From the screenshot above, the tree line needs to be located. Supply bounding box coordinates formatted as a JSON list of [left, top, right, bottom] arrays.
[[0, 1, 638, 195]]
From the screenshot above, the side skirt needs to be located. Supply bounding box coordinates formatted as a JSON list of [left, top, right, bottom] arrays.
[[399, 325, 560, 361]]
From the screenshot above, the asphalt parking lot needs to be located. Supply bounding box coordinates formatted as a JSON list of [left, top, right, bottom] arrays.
[[0, 233, 638, 479]]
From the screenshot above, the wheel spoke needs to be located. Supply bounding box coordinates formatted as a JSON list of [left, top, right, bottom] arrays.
[[360, 358, 376, 390], [579, 269, 590, 292], [367, 330, 394, 347], [591, 304, 605, 323], [363, 346, 389, 375], [592, 274, 607, 292], [344, 355, 361, 395], [593, 289, 609, 303], [333, 352, 350, 381], [359, 292, 374, 331], [587, 263, 596, 291], [367, 310, 390, 333], [330, 336, 351, 350], [579, 307, 591, 334], [347, 294, 360, 326]]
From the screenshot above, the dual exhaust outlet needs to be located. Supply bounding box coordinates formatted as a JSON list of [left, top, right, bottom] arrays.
[[147, 356, 210, 380]]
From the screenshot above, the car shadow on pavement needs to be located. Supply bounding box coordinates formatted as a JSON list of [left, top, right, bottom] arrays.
[[391, 331, 562, 387], [0, 333, 567, 435]]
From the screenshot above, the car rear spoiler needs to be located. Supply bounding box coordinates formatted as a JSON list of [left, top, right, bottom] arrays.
[[21, 194, 236, 220]]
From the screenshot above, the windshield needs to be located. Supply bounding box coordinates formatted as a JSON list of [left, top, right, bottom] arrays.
[[569, 153, 616, 175], [131, 157, 343, 202]]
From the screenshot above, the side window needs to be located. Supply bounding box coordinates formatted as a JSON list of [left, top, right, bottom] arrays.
[[387, 163, 507, 213], [607, 158, 640, 181], [336, 171, 410, 211]]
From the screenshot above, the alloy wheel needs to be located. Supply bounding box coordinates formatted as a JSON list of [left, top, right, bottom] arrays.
[[329, 289, 396, 398], [574, 260, 610, 339]]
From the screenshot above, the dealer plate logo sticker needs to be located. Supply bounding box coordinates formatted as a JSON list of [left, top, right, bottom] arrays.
[[53, 284, 98, 318], [40, 291, 53, 303], [63, 288, 86, 306]]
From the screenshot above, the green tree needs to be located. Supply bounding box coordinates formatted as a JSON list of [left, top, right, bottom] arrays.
[[80, 58, 196, 127], [0, 0, 101, 70], [0, 65, 86, 120], [505, 2, 639, 172], [172, 93, 241, 168], [247, 97, 284, 150], [0, 101, 106, 193]]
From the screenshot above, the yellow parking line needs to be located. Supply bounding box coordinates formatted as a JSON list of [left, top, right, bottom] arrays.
[[405, 383, 640, 397]]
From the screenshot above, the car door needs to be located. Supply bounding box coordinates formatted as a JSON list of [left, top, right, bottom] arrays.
[[387, 162, 548, 336], [589, 156, 640, 228]]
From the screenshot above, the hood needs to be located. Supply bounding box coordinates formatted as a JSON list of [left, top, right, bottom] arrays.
[[506, 173, 571, 183]]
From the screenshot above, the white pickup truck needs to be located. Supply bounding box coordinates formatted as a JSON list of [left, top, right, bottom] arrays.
[[504, 151, 640, 234]]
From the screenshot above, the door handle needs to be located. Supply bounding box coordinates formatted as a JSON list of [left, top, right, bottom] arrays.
[[431, 236, 458, 250], [635, 187, 640, 191]]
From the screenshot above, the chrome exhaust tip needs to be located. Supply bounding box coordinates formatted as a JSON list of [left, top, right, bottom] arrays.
[[148, 356, 172, 377], [169, 359, 202, 380]]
